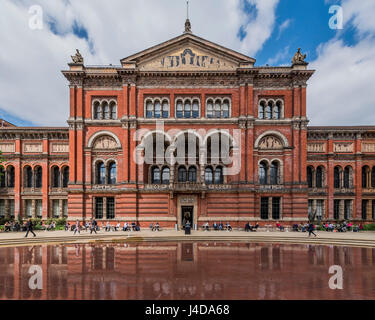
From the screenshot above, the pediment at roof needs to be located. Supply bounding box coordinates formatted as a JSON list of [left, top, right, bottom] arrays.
[[121, 33, 255, 72]]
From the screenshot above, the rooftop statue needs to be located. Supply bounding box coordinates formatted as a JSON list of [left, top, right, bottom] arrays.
[[71, 49, 84, 64], [292, 48, 307, 65]]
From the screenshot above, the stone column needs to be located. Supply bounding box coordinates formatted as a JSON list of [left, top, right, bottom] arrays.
[[103, 197, 107, 220]]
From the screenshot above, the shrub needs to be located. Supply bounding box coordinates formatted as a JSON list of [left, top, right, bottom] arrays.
[[0, 217, 12, 226], [56, 218, 66, 227], [363, 223, 375, 231]]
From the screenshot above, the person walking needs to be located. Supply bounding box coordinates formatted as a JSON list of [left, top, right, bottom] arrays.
[[74, 220, 81, 235], [25, 219, 36, 238], [90, 219, 97, 234], [308, 223, 317, 237]]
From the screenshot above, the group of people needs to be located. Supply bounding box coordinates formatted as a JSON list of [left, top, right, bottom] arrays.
[[245, 222, 259, 232], [322, 221, 363, 232], [150, 222, 160, 231], [67, 220, 142, 234], [202, 222, 233, 231]]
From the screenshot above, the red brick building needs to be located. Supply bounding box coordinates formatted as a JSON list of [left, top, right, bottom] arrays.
[[1, 24, 375, 227]]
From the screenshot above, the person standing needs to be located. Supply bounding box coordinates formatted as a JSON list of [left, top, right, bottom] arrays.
[[74, 220, 81, 235], [90, 219, 97, 234], [308, 223, 317, 237], [25, 219, 36, 238]]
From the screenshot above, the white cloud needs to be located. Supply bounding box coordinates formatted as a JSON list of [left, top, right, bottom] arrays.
[[307, 0, 375, 126], [0, 0, 280, 126], [266, 45, 290, 66], [277, 19, 291, 39]]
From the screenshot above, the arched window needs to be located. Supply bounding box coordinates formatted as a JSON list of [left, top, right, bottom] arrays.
[[316, 166, 324, 188], [222, 100, 230, 118], [372, 167, 375, 188], [207, 100, 213, 118], [362, 166, 370, 188], [205, 167, 213, 185], [192, 100, 199, 118], [108, 162, 116, 185], [162, 100, 169, 118], [270, 161, 279, 185], [266, 102, 272, 119], [214, 166, 223, 184], [307, 166, 313, 188], [154, 100, 161, 118], [35, 166, 42, 188], [7, 166, 15, 188], [214, 100, 221, 118], [161, 167, 170, 185], [151, 166, 161, 184], [176, 100, 183, 118], [259, 101, 266, 119], [24, 166, 33, 188], [96, 162, 105, 185], [274, 101, 282, 119], [178, 166, 187, 183], [0, 167, 5, 188], [62, 167, 69, 188], [103, 101, 110, 120], [334, 166, 341, 189], [259, 161, 268, 185], [110, 101, 117, 119], [93, 101, 102, 120], [188, 166, 197, 183], [344, 166, 352, 188], [184, 101, 191, 118], [52, 166, 60, 188], [146, 100, 153, 118]]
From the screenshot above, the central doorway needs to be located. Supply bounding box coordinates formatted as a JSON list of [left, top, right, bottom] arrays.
[[181, 206, 194, 228]]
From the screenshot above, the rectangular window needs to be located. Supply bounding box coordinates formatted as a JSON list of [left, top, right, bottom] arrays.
[[0, 200, 5, 217], [260, 197, 269, 220], [52, 200, 60, 218], [26, 200, 32, 218], [362, 200, 368, 220], [107, 197, 115, 219], [317, 200, 324, 219], [63, 200, 68, 217], [272, 197, 280, 220], [36, 200, 43, 218], [334, 200, 340, 220], [95, 197, 104, 219], [9, 200, 14, 217], [344, 200, 352, 220]]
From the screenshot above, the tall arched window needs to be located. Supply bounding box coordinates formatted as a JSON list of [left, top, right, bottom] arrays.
[[222, 99, 230, 118], [270, 161, 279, 185], [35, 166, 42, 188], [178, 166, 187, 183], [7, 166, 15, 188], [162, 100, 169, 118], [96, 162, 105, 185], [176, 100, 183, 118], [214, 166, 223, 184], [161, 167, 170, 185], [110, 101, 117, 119], [154, 100, 161, 118], [93, 101, 102, 119], [24, 166, 33, 188], [316, 166, 324, 188], [371, 166, 375, 188], [108, 162, 117, 185], [188, 166, 197, 183], [344, 166, 352, 188], [362, 166, 370, 188], [259, 161, 268, 185], [192, 100, 199, 118], [259, 101, 266, 119], [274, 101, 282, 119], [334, 166, 341, 189], [265, 103, 272, 119], [205, 167, 213, 185], [151, 166, 161, 184], [207, 100, 214, 118], [103, 101, 110, 120], [62, 167, 69, 188], [176, 98, 200, 119], [184, 100, 191, 118], [146, 100, 153, 118], [52, 166, 60, 188], [0, 167, 5, 188], [307, 166, 313, 188]]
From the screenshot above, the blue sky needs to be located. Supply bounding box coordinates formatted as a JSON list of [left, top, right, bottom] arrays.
[[1, 0, 375, 126]]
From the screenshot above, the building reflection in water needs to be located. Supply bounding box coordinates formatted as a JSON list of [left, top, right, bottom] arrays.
[[0, 242, 375, 300]]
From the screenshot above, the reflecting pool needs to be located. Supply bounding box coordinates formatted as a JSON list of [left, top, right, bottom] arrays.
[[0, 242, 375, 300]]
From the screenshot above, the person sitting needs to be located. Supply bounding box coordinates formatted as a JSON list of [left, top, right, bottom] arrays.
[[65, 222, 70, 231], [328, 223, 334, 232], [123, 222, 129, 231], [132, 222, 136, 231], [115, 222, 121, 231], [225, 222, 232, 231], [150, 223, 154, 231], [218, 222, 224, 231], [48, 221, 56, 231], [245, 222, 251, 232], [252, 223, 259, 232], [4, 222, 11, 232], [213, 222, 218, 231], [292, 224, 299, 232], [135, 222, 141, 231], [301, 224, 307, 232], [154, 222, 160, 232], [203, 222, 210, 231], [276, 222, 285, 231], [105, 222, 111, 232]]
